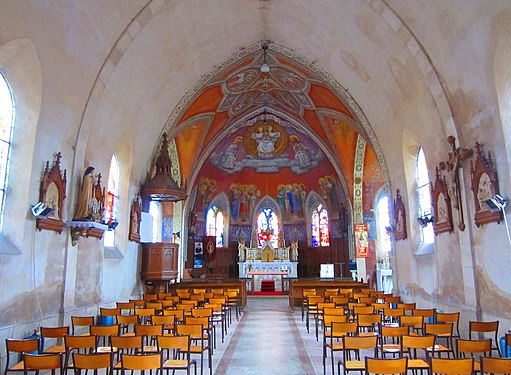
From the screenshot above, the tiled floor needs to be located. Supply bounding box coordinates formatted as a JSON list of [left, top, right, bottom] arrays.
[[212, 296, 335, 375]]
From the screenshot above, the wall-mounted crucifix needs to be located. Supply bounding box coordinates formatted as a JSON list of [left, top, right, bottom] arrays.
[[439, 136, 472, 231]]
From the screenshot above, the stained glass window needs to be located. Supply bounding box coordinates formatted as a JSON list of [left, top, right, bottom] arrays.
[[0, 72, 14, 224], [376, 195, 392, 256], [416, 148, 434, 244], [206, 205, 224, 248], [104, 155, 119, 247], [311, 204, 330, 247], [256, 208, 279, 248]]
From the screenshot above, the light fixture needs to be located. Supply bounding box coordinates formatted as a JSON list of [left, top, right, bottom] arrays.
[[484, 194, 511, 246], [260, 44, 270, 73]]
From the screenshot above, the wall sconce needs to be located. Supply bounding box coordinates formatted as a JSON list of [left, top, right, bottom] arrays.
[[417, 213, 434, 228], [484, 194, 511, 246]]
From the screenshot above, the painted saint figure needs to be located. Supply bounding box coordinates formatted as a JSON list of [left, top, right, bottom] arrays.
[[251, 124, 280, 158]]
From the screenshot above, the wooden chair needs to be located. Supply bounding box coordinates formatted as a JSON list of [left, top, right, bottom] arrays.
[[134, 308, 155, 324], [99, 308, 121, 325], [90, 325, 119, 350], [337, 335, 378, 375], [383, 308, 405, 325], [204, 302, 227, 343], [41, 326, 69, 354], [383, 295, 401, 306], [23, 353, 63, 374], [129, 299, 145, 308], [191, 308, 215, 348], [224, 290, 241, 321], [158, 292, 174, 300], [158, 335, 197, 375], [152, 314, 175, 335], [145, 302, 163, 314], [357, 313, 382, 336], [143, 293, 158, 302], [116, 315, 138, 336], [371, 302, 390, 315], [331, 296, 350, 311], [110, 335, 143, 370], [134, 324, 164, 353], [322, 313, 349, 368], [457, 338, 492, 372], [360, 296, 377, 304], [424, 323, 455, 357], [324, 321, 358, 375], [120, 353, 162, 374], [412, 308, 436, 324], [116, 302, 135, 315], [186, 316, 214, 354], [429, 357, 474, 375], [396, 302, 416, 313], [379, 325, 409, 358], [70, 316, 94, 335], [63, 334, 97, 371], [364, 357, 408, 374], [164, 308, 185, 324], [469, 320, 500, 357], [72, 352, 112, 375], [399, 334, 435, 375], [315, 302, 336, 341], [435, 312, 460, 339], [400, 315, 424, 335], [4, 338, 39, 374], [301, 289, 317, 321], [193, 288, 206, 295], [176, 323, 212, 375], [305, 295, 325, 333], [480, 357, 511, 374]]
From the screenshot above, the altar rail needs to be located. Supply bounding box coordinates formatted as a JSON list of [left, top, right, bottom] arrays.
[[288, 278, 369, 311], [168, 279, 247, 307]]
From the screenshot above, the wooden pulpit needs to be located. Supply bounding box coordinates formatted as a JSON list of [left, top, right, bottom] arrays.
[[140, 242, 179, 292]]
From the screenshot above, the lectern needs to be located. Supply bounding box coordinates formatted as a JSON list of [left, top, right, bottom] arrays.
[[140, 242, 179, 292]]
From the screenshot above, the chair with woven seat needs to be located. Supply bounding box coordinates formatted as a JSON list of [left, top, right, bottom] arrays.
[[379, 325, 409, 358], [457, 338, 492, 372], [399, 334, 435, 375], [424, 323, 455, 358], [63, 334, 97, 371], [176, 323, 212, 375], [23, 353, 63, 375], [365, 357, 408, 375], [469, 320, 500, 357], [72, 352, 112, 375], [481, 357, 511, 374], [324, 321, 358, 375], [158, 335, 197, 375], [337, 335, 378, 375], [4, 338, 40, 374], [41, 326, 69, 354], [71, 316, 94, 336], [430, 357, 474, 375], [120, 353, 162, 374]]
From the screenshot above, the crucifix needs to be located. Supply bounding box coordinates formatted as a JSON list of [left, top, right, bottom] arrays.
[[439, 136, 472, 231]]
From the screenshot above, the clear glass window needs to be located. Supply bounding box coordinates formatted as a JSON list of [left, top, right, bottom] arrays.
[[206, 206, 224, 248], [104, 155, 119, 247], [0, 72, 14, 225], [416, 148, 434, 244]]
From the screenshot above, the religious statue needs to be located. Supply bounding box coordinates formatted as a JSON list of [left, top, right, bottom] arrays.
[[290, 240, 298, 262], [73, 166, 95, 220], [238, 240, 246, 261]]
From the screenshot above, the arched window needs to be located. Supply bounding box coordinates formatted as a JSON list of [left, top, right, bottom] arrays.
[[206, 205, 224, 248], [104, 155, 119, 247], [416, 148, 434, 244], [376, 194, 392, 264], [149, 201, 161, 243], [0, 72, 14, 224], [256, 207, 280, 248], [311, 204, 330, 247]]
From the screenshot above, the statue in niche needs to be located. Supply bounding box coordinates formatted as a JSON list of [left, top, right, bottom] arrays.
[[238, 240, 246, 261], [73, 166, 95, 220], [290, 239, 298, 262]]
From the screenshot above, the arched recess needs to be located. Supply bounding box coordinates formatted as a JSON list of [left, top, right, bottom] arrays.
[[252, 196, 283, 229], [0, 39, 42, 255], [207, 192, 231, 244]]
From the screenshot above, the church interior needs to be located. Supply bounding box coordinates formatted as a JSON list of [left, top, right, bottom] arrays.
[[2, 0, 511, 372]]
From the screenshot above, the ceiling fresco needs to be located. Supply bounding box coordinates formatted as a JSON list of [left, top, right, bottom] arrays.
[[169, 44, 386, 216]]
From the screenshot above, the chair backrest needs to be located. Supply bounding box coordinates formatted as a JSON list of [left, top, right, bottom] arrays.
[[192, 307, 213, 318], [176, 324, 204, 341], [211, 288, 225, 295], [430, 357, 474, 375], [134, 308, 155, 317], [41, 326, 69, 339], [23, 353, 62, 371], [143, 293, 157, 302], [400, 315, 424, 331], [163, 308, 185, 322], [412, 308, 436, 319], [129, 299, 145, 308], [90, 324, 119, 338], [457, 338, 492, 358], [121, 353, 162, 371], [307, 296, 324, 306], [330, 321, 358, 337], [64, 334, 97, 352], [354, 305, 375, 315], [357, 313, 382, 328], [116, 315, 138, 327], [73, 352, 112, 370], [469, 320, 499, 340], [116, 302, 135, 313], [323, 307, 345, 316], [151, 314, 175, 326], [330, 296, 349, 306], [342, 335, 378, 351], [365, 357, 408, 374], [396, 302, 416, 312], [323, 314, 348, 328], [157, 292, 173, 300], [145, 302, 163, 310], [110, 335, 143, 353], [384, 296, 401, 303], [185, 316, 210, 332], [5, 337, 40, 355], [371, 302, 390, 312], [424, 322, 453, 336], [436, 312, 460, 335], [71, 316, 94, 335], [100, 307, 121, 317], [384, 307, 405, 318], [134, 324, 164, 341], [379, 325, 409, 339], [400, 334, 435, 356], [480, 357, 511, 373], [359, 297, 377, 304], [157, 334, 190, 353]]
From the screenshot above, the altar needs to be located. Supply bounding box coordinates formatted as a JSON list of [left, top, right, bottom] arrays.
[[238, 243, 298, 292]]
